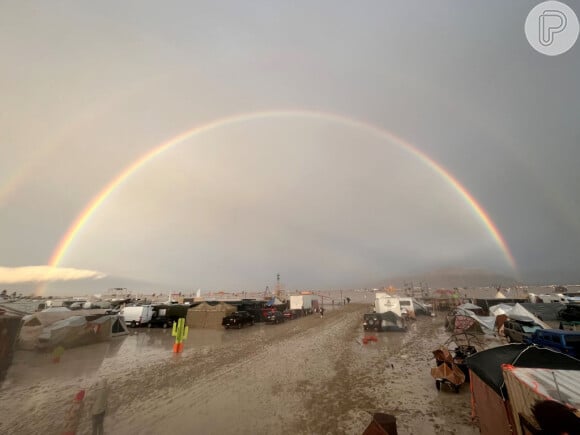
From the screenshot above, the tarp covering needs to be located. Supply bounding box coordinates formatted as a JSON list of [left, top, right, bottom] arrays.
[[19, 313, 125, 349], [0, 315, 22, 384], [470, 371, 513, 435], [489, 303, 550, 329], [449, 308, 496, 334], [458, 303, 482, 311], [502, 366, 580, 435], [466, 344, 580, 398]]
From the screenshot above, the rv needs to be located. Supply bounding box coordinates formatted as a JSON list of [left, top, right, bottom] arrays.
[[374, 293, 402, 316]]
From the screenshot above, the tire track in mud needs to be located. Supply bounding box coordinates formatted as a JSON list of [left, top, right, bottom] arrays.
[[290, 314, 479, 435], [108, 304, 364, 435]]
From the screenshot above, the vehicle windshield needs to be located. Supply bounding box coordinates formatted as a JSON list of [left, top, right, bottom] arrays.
[[2, 2, 579, 435]]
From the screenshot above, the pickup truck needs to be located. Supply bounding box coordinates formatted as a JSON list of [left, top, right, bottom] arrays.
[[222, 311, 255, 329], [523, 329, 580, 358]]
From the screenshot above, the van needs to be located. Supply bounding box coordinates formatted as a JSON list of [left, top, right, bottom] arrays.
[[120, 305, 154, 327], [524, 329, 580, 358]]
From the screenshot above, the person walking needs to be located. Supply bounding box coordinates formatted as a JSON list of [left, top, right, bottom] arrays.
[[91, 379, 109, 435], [320, 307, 325, 319]]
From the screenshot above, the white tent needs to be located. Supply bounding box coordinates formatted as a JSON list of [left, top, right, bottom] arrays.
[[489, 303, 550, 329]]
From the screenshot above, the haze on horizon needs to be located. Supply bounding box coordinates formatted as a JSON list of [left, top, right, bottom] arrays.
[[1, 1, 579, 296]]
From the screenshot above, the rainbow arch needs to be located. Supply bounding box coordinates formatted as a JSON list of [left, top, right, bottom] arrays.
[[45, 109, 517, 284]]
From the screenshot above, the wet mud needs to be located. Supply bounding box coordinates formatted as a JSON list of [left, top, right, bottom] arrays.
[[0, 304, 480, 434]]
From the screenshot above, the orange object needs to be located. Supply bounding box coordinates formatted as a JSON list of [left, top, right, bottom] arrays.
[[62, 389, 85, 435]]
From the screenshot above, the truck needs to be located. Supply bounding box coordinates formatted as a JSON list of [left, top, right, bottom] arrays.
[[149, 304, 189, 328], [120, 305, 154, 327], [289, 294, 319, 314], [523, 329, 580, 358]]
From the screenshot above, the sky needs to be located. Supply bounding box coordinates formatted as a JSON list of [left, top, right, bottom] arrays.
[[1, 1, 579, 295]]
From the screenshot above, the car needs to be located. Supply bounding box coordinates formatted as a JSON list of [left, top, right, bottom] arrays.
[[558, 304, 580, 322], [265, 311, 285, 324], [523, 329, 580, 358], [503, 318, 544, 343], [222, 311, 255, 329]]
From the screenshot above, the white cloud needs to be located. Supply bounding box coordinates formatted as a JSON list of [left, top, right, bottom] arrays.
[[0, 266, 105, 283]]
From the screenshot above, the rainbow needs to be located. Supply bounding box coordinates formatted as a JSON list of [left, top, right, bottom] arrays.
[[45, 109, 517, 288]]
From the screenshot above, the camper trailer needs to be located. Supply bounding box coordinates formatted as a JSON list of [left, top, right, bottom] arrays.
[[374, 293, 402, 317]]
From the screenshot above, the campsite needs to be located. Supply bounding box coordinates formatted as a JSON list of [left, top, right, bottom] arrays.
[[1, 291, 580, 434]]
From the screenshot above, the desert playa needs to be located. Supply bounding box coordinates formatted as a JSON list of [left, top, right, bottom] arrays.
[[1, 303, 479, 435]]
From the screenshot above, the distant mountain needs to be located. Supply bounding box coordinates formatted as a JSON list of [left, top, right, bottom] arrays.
[[375, 267, 519, 289], [2, 274, 182, 297]]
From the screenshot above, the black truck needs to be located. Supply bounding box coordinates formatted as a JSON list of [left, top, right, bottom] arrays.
[[222, 311, 255, 329], [149, 304, 190, 328]]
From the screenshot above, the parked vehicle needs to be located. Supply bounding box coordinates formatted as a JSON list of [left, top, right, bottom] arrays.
[[289, 294, 319, 314], [282, 310, 297, 320], [503, 318, 544, 343], [363, 312, 406, 332], [222, 311, 255, 329], [265, 311, 285, 324], [149, 304, 189, 328], [558, 304, 580, 322], [523, 329, 580, 358], [120, 305, 154, 327]]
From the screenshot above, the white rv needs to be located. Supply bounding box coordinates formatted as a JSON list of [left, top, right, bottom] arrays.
[[374, 294, 402, 317]]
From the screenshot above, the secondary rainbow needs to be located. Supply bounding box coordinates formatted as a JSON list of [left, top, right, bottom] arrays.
[[47, 109, 517, 275]]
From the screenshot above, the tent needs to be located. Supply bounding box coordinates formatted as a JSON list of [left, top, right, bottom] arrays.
[[186, 302, 236, 328], [0, 313, 22, 384], [447, 307, 496, 335], [465, 344, 580, 435], [489, 303, 550, 330], [19, 312, 127, 350], [503, 366, 580, 434]]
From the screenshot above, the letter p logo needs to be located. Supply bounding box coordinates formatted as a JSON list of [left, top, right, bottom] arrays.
[[526, 1, 579, 56], [539, 10, 567, 46]]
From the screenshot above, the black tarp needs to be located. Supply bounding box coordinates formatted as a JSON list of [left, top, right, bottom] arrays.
[[466, 344, 580, 398]]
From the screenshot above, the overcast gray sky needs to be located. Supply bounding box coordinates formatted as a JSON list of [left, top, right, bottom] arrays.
[[1, 1, 579, 294]]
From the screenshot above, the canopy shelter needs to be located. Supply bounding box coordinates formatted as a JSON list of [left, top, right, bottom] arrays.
[[186, 302, 236, 328]]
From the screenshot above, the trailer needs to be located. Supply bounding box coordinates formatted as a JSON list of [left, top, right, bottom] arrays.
[[289, 294, 319, 314]]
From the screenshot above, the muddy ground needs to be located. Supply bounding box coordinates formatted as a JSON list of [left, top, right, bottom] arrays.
[[1, 304, 482, 434]]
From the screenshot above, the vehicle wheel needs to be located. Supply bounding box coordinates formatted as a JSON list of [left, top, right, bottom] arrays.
[[435, 380, 441, 391], [147, 323, 152, 329], [130, 321, 137, 328], [506, 335, 512, 343], [162, 322, 169, 329], [454, 385, 460, 394]]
